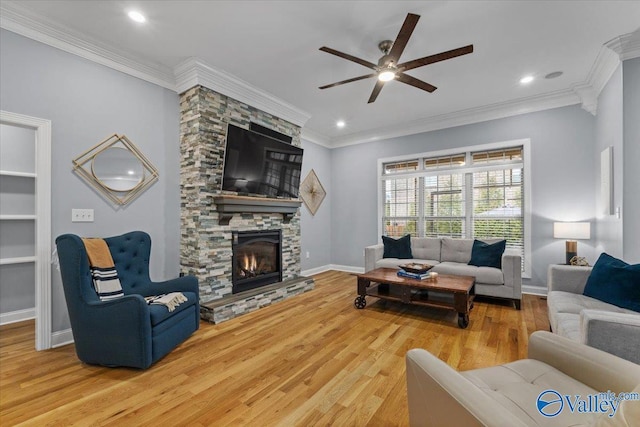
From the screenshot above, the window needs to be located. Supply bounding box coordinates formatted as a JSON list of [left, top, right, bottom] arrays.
[[383, 176, 418, 236], [471, 149, 524, 261], [381, 143, 529, 274], [424, 173, 465, 238]]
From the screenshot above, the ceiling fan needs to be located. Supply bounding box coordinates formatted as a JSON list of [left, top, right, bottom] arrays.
[[318, 13, 473, 103]]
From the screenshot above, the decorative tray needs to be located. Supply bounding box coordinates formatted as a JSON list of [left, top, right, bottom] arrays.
[[399, 263, 433, 274]]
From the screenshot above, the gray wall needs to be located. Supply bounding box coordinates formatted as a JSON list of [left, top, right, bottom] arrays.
[[329, 105, 597, 288], [623, 57, 640, 263], [0, 29, 181, 332], [595, 64, 624, 259], [300, 139, 332, 272], [594, 58, 640, 264]]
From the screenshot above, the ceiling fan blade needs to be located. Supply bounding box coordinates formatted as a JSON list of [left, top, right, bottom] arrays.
[[398, 44, 474, 72], [319, 46, 377, 70], [388, 13, 420, 62], [368, 80, 385, 103], [319, 74, 377, 89], [396, 73, 437, 93]]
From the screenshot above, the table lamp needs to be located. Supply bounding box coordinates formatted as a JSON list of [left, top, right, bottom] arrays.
[[553, 222, 591, 265]]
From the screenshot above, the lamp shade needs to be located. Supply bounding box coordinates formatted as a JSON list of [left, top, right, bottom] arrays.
[[553, 222, 591, 240]]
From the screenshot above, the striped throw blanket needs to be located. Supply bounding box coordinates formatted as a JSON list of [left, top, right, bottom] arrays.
[[144, 293, 188, 312], [82, 238, 124, 301]]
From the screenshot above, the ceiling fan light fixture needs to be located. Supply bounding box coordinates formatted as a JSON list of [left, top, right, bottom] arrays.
[[317, 13, 474, 103], [378, 70, 396, 82]]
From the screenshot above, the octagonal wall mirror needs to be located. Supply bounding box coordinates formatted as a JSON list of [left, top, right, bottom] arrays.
[[73, 134, 158, 205]]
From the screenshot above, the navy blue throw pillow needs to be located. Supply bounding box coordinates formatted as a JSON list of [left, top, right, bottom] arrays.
[[382, 234, 413, 259], [583, 253, 640, 312], [468, 239, 506, 269]]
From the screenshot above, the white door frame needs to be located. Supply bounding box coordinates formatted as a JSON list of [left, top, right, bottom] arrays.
[[1, 110, 52, 350]]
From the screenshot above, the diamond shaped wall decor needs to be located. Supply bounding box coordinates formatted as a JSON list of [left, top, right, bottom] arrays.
[[300, 169, 326, 216]]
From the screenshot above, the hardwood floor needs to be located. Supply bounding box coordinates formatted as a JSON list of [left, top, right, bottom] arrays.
[[0, 271, 549, 426]]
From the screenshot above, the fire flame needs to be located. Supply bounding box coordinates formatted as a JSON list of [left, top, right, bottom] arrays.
[[242, 253, 258, 273]]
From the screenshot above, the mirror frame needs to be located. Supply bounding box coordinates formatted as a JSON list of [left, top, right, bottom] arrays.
[[73, 133, 159, 205]]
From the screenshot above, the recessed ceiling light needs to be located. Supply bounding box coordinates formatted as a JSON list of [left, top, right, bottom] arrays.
[[519, 75, 534, 84], [336, 120, 346, 128], [127, 10, 146, 23], [545, 71, 563, 79]]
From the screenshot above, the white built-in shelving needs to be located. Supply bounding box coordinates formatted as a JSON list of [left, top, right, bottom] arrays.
[[0, 111, 51, 349], [0, 121, 39, 331]]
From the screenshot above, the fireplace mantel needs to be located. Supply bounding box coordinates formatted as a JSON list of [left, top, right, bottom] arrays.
[[214, 195, 302, 225]]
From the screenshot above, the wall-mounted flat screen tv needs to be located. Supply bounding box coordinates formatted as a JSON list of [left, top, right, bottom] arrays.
[[222, 124, 303, 198]]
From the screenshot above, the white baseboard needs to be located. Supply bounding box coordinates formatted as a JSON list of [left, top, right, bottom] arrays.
[[301, 264, 364, 276], [522, 285, 548, 296], [51, 328, 74, 348], [0, 307, 35, 325], [301, 265, 332, 276], [328, 264, 364, 274]]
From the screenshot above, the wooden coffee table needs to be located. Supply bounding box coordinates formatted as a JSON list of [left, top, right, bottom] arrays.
[[355, 268, 475, 328]]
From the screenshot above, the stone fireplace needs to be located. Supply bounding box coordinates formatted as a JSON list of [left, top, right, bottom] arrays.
[[179, 84, 314, 323]]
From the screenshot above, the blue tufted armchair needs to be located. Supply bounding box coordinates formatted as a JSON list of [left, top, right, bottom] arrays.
[[55, 231, 199, 369]]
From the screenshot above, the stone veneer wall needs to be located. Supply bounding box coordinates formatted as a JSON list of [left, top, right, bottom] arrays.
[[180, 85, 302, 303]]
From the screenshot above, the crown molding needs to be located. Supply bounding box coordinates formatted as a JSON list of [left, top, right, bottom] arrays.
[[328, 89, 580, 148], [570, 30, 639, 116], [572, 42, 621, 115], [174, 58, 311, 128], [0, 1, 176, 91], [300, 128, 332, 148], [606, 31, 640, 61]]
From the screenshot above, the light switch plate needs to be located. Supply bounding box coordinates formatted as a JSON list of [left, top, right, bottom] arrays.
[[72, 209, 94, 222]]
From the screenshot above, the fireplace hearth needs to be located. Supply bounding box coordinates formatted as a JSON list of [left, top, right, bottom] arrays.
[[232, 230, 282, 294]]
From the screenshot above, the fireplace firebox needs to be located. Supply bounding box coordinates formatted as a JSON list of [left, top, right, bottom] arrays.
[[232, 230, 282, 294]]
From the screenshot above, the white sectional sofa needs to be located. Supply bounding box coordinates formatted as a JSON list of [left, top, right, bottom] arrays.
[[547, 264, 640, 364], [406, 331, 640, 426], [365, 237, 522, 309]]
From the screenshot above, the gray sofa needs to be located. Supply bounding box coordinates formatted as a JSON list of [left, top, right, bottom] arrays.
[[547, 264, 640, 364], [406, 331, 640, 426], [365, 237, 522, 309]]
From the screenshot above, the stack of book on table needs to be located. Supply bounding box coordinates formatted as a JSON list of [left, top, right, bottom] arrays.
[[397, 269, 431, 280]]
